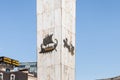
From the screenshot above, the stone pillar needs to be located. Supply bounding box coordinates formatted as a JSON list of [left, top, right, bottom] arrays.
[[37, 0, 76, 80]]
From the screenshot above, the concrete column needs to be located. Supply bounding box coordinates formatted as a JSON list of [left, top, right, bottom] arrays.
[[37, 0, 76, 80]]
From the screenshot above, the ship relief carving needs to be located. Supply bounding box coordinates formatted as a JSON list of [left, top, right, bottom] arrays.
[[39, 34, 58, 53], [63, 38, 74, 56]]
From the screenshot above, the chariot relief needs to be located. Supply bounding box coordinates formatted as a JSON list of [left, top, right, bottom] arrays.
[[39, 34, 58, 53]]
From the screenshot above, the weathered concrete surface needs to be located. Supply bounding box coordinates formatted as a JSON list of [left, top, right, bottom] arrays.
[[37, 0, 76, 80]]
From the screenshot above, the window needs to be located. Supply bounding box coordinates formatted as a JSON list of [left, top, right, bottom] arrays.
[[0, 73, 3, 80], [19, 65, 25, 68], [6, 68, 10, 72], [30, 65, 36, 67], [10, 74, 15, 80]]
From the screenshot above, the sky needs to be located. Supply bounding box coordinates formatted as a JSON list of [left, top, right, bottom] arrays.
[[0, 0, 120, 80]]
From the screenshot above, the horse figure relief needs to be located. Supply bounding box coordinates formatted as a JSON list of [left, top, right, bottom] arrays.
[[63, 38, 74, 56]]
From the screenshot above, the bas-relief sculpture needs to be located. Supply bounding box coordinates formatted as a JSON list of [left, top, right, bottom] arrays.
[[63, 38, 74, 56], [39, 34, 58, 53]]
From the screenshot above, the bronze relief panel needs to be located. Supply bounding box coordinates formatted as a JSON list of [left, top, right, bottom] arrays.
[[63, 38, 74, 56], [39, 34, 58, 54]]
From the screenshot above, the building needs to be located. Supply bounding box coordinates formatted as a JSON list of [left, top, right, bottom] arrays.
[[99, 76, 120, 80], [0, 56, 19, 71], [37, 0, 76, 80], [18, 62, 37, 76], [0, 70, 28, 80], [0, 56, 37, 80], [0, 69, 37, 80], [0, 56, 29, 80], [19, 69, 37, 80]]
